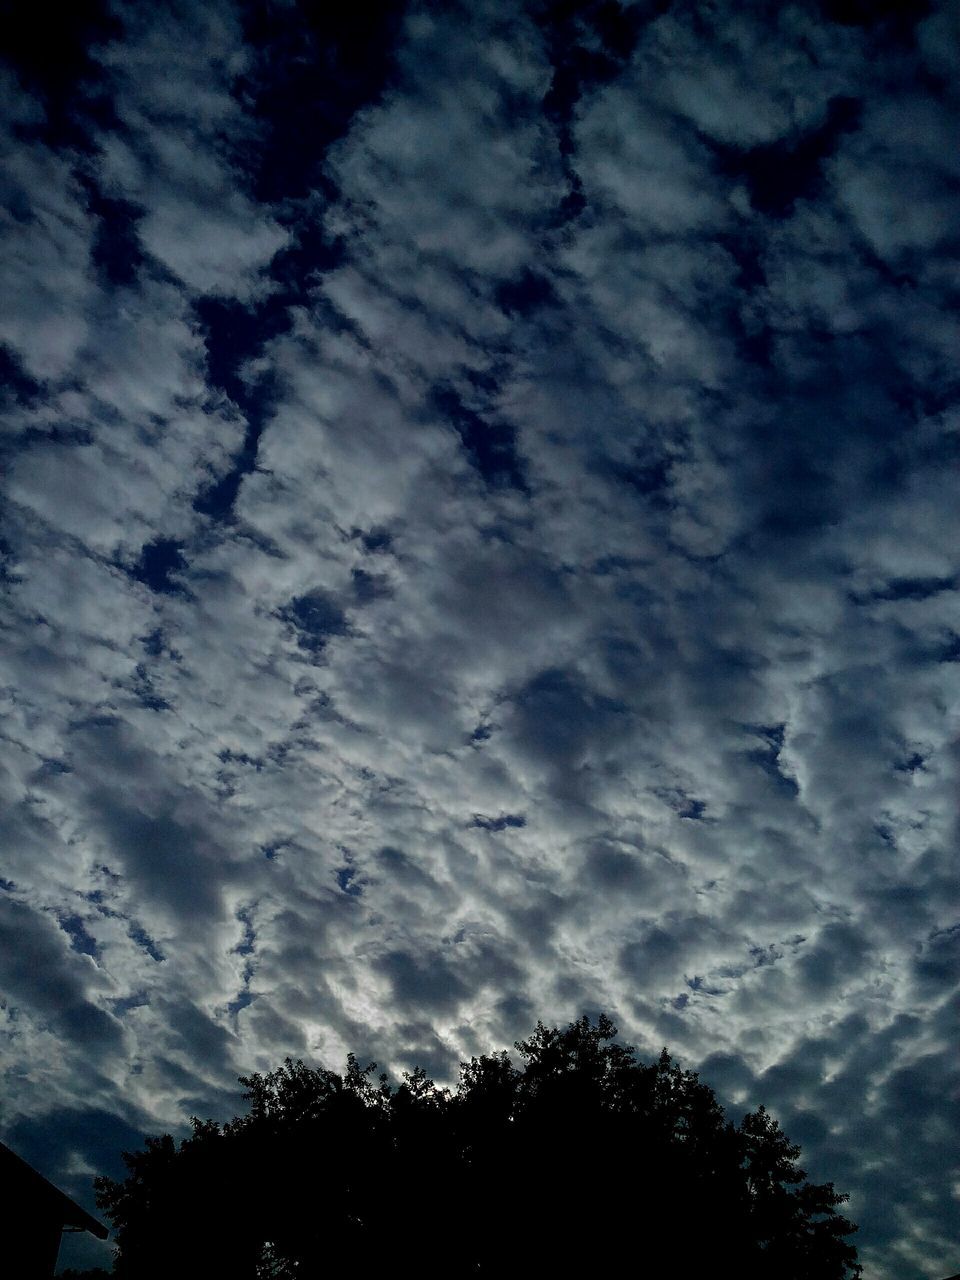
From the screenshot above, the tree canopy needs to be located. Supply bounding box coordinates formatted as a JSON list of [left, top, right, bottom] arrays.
[[95, 1015, 860, 1278]]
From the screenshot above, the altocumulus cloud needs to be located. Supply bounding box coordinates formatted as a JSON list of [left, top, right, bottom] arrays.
[[1, 1, 959, 1275]]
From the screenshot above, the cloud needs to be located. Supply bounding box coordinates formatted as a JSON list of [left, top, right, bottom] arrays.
[[0, 897, 123, 1054], [1, 4, 958, 1278]]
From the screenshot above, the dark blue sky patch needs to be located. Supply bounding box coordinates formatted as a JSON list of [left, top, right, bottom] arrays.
[[280, 589, 349, 653], [129, 538, 187, 595], [653, 787, 711, 823], [0, 535, 22, 586], [873, 821, 896, 847], [110, 991, 149, 1016], [678, 796, 707, 821], [358, 525, 393, 553], [57, 912, 101, 960], [130, 663, 171, 712], [194, 295, 289, 408], [234, 908, 256, 957], [819, 0, 932, 34], [7, 1105, 149, 1205], [85, 184, 146, 289], [935, 633, 960, 663], [718, 228, 768, 294], [743, 723, 799, 798], [139, 627, 166, 658], [853, 574, 957, 604], [0, 344, 43, 408], [542, 38, 604, 141], [538, 0, 652, 141], [193, 427, 270, 519], [536, 0, 660, 225], [234, 0, 407, 204], [714, 96, 862, 219], [551, 182, 588, 226], [714, 234, 778, 369], [34, 756, 72, 778], [2, 0, 122, 150], [217, 748, 265, 771], [686, 974, 726, 997], [266, 216, 347, 300], [17, 422, 95, 452], [495, 269, 558, 317], [752, 723, 785, 753], [192, 297, 288, 520], [471, 813, 526, 832], [588, 0, 653, 59], [537, 0, 642, 225], [429, 384, 527, 491], [128, 922, 165, 963], [227, 952, 256, 1021], [335, 865, 363, 896], [227, 988, 256, 1017]]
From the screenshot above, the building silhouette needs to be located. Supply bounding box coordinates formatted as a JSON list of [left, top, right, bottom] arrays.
[[1, 1139, 108, 1278]]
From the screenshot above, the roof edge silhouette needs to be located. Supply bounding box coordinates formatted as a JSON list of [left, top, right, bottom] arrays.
[[0, 1139, 108, 1238]]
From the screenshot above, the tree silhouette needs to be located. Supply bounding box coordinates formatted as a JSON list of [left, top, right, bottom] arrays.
[[95, 1015, 861, 1278]]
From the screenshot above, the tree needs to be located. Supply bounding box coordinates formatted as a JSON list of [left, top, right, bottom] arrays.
[[95, 1015, 861, 1279]]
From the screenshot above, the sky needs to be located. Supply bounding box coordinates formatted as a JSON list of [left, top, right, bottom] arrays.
[[0, 0, 958, 1274]]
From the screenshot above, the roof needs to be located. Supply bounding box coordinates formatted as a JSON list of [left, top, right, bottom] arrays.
[[0, 1139, 109, 1239]]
